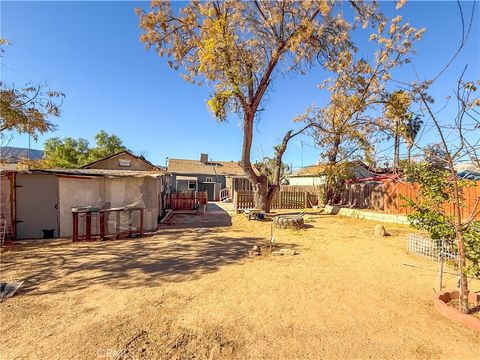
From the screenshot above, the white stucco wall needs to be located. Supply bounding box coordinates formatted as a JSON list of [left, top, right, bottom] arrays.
[[104, 177, 159, 232], [59, 176, 162, 237], [59, 177, 105, 237], [288, 176, 326, 186]]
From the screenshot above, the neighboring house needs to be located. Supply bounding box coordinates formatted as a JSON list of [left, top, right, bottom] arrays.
[[0, 146, 44, 170], [286, 161, 376, 186], [167, 153, 254, 201], [82, 150, 161, 171]]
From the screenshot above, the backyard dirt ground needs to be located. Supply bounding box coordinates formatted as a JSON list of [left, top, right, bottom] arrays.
[[1, 204, 479, 359]]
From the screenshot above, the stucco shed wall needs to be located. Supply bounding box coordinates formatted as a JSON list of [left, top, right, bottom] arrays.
[[59, 177, 105, 237]]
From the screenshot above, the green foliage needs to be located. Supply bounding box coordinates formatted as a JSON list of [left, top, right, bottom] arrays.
[[323, 162, 354, 204], [86, 131, 126, 163], [43, 130, 127, 168], [404, 162, 480, 277]]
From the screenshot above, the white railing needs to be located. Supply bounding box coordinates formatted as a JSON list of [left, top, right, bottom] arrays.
[[220, 188, 230, 201]]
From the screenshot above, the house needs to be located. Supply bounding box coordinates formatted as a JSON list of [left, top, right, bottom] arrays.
[[286, 161, 376, 186], [82, 150, 161, 171], [167, 153, 254, 201]]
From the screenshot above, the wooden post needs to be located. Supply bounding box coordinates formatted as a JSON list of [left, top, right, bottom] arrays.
[[100, 212, 105, 240], [115, 211, 120, 240], [139, 208, 144, 237], [304, 191, 308, 208], [85, 212, 91, 241], [72, 212, 78, 242]]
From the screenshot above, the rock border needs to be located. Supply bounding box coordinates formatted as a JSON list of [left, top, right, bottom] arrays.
[[433, 290, 480, 331]]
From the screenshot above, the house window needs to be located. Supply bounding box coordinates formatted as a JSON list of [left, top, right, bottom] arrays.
[[205, 177, 213, 183], [188, 181, 197, 190], [118, 159, 131, 167]]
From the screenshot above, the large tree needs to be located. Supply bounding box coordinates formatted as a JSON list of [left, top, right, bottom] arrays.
[[298, 12, 424, 202], [137, 0, 388, 211], [43, 130, 127, 168]]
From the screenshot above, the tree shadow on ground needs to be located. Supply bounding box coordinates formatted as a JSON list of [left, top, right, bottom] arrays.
[[1, 231, 265, 297]]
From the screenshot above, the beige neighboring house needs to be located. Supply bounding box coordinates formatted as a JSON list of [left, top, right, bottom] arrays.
[[286, 161, 376, 186], [82, 150, 161, 171], [167, 153, 256, 201]]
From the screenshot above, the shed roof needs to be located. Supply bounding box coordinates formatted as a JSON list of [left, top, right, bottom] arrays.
[[168, 158, 257, 177], [15, 168, 165, 178]]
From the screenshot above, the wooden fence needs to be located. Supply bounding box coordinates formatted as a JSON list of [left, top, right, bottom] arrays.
[[383, 181, 480, 220], [170, 191, 208, 210], [339, 183, 384, 211], [233, 190, 319, 210], [338, 181, 480, 221], [280, 185, 323, 206]]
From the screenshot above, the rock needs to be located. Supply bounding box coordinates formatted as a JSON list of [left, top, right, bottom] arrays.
[[272, 248, 297, 256], [279, 248, 297, 256], [248, 245, 261, 256], [374, 224, 386, 237]]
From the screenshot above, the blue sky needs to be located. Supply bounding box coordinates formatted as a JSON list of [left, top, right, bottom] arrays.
[[1, 1, 479, 168]]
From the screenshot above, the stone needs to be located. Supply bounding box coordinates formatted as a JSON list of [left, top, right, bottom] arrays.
[[374, 224, 386, 237], [279, 248, 297, 256], [248, 245, 261, 257], [271, 248, 297, 256]]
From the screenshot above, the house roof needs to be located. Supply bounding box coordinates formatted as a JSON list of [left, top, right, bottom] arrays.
[[13, 168, 165, 178], [288, 161, 374, 178], [168, 158, 258, 177], [81, 150, 161, 171], [288, 164, 327, 177], [0, 147, 44, 163]]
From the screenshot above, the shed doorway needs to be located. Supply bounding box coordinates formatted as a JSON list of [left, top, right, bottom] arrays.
[[16, 174, 59, 239], [198, 182, 215, 201]]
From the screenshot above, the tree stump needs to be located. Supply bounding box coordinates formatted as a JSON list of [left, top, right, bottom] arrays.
[[273, 216, 304, 230]]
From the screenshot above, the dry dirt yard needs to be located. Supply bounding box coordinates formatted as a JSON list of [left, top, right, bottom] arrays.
[[1, 206, 479, 359]]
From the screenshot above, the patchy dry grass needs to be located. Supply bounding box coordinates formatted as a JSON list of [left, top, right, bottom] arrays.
[[1, 209, 479, 359]]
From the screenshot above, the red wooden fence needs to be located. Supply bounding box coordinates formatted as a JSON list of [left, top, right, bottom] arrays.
[[383, 181, 480, 220], [170, 191, 208, 210]]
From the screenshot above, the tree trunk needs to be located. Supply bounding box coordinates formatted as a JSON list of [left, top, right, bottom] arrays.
[[240, 112, 269, 210], [253, 177, 269, 211], [393, 119, 400, 170], [407, 142, 412, 164], [451, 172, 469, 313], [325, 136, 341, 204], [456, 231, 469, 313]]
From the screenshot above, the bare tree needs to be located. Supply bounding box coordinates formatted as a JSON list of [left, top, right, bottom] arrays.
[[136, 0, 400, 211]]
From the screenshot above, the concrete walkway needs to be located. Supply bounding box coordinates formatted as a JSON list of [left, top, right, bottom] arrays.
[[159, 203, 232, 229]]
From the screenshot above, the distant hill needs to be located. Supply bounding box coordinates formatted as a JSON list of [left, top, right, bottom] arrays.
[[0, 146, 44, 163]]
